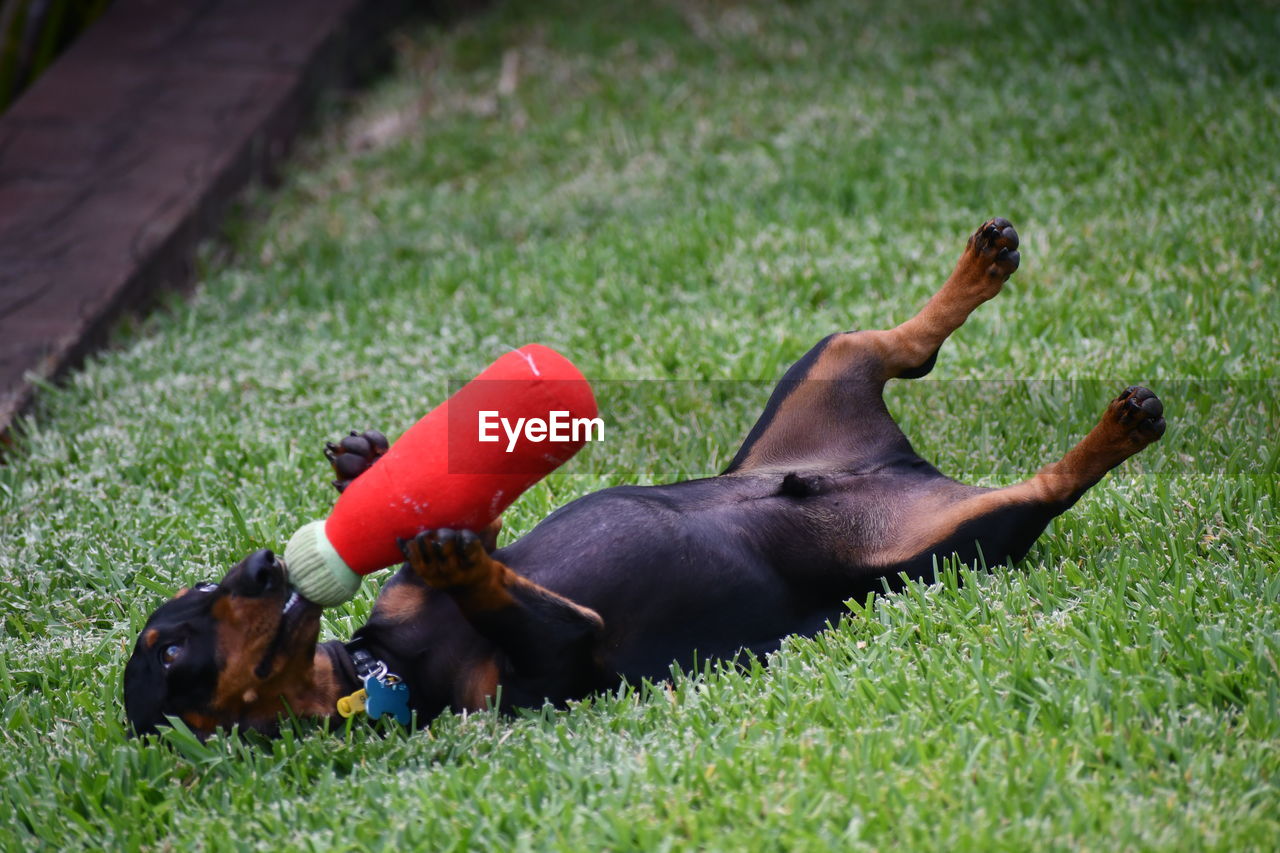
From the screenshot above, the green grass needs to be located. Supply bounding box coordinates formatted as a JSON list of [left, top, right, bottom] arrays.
[[2, 0, 1279, 848]]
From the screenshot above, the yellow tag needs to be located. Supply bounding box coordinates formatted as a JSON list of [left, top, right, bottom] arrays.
[[336, 688, 368, 718]]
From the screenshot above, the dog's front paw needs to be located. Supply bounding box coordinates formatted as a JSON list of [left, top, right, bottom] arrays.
[[399, 528, 491, 589], [326, 430, 389, 493], [1107, 386, 1166, 448], [969, 217, 1020, 281]]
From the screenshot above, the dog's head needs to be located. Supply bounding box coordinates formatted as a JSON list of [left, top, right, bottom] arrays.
[[123, 548, 325, 738]]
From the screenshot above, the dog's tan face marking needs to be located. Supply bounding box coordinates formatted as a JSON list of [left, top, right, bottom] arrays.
[[205, 590, 324, 724], [125, 544, 358, 740]]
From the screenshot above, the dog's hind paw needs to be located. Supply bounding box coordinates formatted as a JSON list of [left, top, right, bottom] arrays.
[[969, 217, 1020, 281], [326, 430, 389, 493], [1109, 386, 1166, 447]]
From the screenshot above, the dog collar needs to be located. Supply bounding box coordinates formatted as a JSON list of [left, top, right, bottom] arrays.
[[335, 648, 411, 726]]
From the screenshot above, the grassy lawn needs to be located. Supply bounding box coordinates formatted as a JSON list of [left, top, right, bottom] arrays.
[[2, 0, 1278, 848]]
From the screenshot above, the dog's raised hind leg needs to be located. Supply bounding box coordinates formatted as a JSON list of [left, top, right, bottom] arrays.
[[864, 216, 1022, 379], [881, 385, 1167, 574], [726, 217, 1021, 473]]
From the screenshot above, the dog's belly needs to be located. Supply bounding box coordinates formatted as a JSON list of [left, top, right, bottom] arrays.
[[494, 479, 847, 681]]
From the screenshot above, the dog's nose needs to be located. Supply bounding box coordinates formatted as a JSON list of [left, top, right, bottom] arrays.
[[243, 549, 281, 595]]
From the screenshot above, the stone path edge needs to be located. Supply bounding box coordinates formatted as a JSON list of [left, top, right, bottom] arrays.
[[0, 0, 418, 446]]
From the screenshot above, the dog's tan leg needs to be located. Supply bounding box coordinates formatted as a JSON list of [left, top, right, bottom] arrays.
[[883, 385, 1166, 566], [727, 218, 1020, 473], [869, 217, 1020, 378]]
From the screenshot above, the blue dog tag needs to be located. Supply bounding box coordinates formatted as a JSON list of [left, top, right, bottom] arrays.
[[363, 673, 411, 726]]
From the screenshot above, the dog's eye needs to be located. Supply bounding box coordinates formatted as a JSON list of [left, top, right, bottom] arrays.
[[161, 643, 184, 667]]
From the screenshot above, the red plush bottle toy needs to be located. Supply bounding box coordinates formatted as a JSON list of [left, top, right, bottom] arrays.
[[284, 344, 597, 607]]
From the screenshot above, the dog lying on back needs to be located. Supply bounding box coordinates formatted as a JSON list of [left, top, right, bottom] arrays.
[[124, 219, 1165, 737]]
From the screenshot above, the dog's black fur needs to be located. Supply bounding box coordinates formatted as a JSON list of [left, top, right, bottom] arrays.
[[124, 219, 1166, 737]]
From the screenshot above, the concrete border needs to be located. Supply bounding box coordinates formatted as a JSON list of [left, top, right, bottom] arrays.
[[0, 0, 414, 441]]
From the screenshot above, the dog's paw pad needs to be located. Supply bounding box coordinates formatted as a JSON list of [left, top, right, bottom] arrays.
[[970, 217, 1020, 279], [399, 528, 489, 588], [326, 430, 389, 492], [1111, 386, 1166, 443]]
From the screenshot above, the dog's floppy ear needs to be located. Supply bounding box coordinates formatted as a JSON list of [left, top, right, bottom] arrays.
[[123, 597, 219, 737], [123, 641, 170, 737]]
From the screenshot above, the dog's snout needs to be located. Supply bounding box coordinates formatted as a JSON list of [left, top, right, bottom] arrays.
[[243, 549, 281, 595]]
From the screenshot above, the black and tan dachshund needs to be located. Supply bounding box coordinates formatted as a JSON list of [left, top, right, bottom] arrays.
[[124, 219, 1166, 737]]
